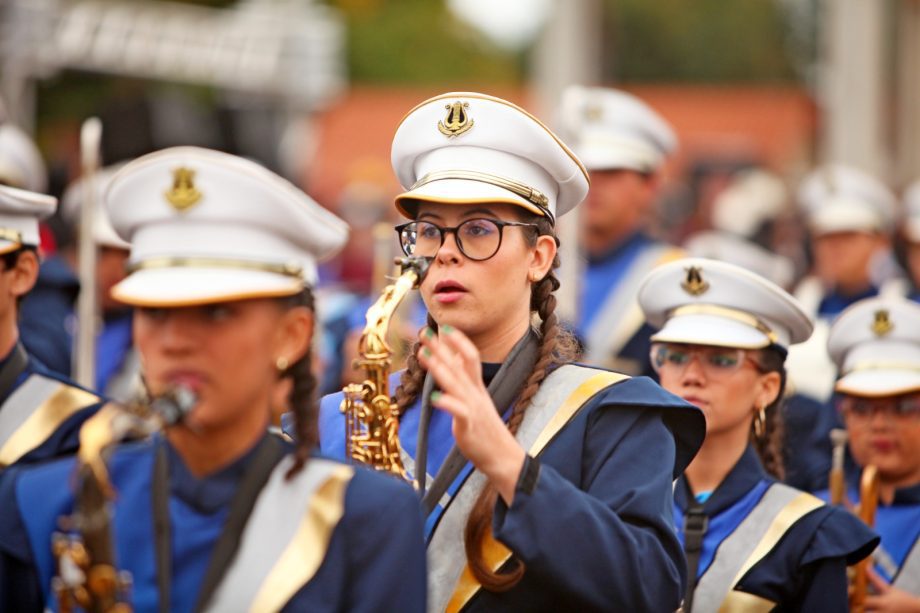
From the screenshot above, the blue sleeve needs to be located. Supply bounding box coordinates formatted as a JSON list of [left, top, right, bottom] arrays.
[[492, 407, 686, 611], [341, 469, 427, 613], [317, 392, 347, 459], [19, 284, 76, 379]]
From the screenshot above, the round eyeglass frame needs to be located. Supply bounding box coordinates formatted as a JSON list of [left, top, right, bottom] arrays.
[[394, 218, 538, 262]]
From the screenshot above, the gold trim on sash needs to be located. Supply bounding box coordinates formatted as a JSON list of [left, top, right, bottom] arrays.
[[717, 492, 823, 613], [0, 383, 99, 467], [249, 464, 354, 611], [446, 371, 628, 612]]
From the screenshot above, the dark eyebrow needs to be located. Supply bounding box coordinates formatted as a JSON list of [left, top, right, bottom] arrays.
[[460, 207, 498, 219], [417, 211, 443, 221]]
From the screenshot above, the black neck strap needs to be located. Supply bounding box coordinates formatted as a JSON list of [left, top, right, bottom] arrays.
[[682, 496, 708, 613]]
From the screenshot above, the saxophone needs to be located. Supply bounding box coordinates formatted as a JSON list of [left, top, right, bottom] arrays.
[[341, 256, 429, 480], [52, 387, 197, 613]]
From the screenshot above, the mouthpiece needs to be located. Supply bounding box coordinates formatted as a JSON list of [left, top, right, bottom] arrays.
[[151, 385, 199, 426]]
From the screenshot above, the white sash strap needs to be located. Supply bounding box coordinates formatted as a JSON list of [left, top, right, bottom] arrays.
[[893, 538, 920, 596], [585, 244, 682, 372], [203, 458, 354, 613], [426, 364, 606, 613], [692, 484, 821, 613], [0, 374, 99, 467]]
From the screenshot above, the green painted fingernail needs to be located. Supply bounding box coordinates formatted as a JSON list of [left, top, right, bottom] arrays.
[[442, 325, 453, 333], [430, 391, 442, 402], [423, 347, 431, 358], [425, 327, 434, 339]]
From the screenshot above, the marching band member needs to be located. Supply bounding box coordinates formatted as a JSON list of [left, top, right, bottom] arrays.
[[320, 92, 706, 611], [556, 85, 684, 376], [0, 147, 426, 612], [0, 184, 104, 468], [639, 257, 878, 611], [823, 296, 920, 609]]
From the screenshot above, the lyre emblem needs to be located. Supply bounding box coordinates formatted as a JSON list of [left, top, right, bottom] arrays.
[[681, 266, 709, 296], [438, 101, 474, 138], [165, 167, 202, 211], [871, 309, 893, 336]]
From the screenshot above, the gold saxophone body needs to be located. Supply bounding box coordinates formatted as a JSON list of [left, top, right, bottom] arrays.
[[52, 388, 197, 613], [341, 256, 429, 480]]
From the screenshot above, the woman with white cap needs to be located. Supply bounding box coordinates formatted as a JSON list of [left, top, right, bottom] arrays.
[[319, 92, 706, 612], [824, 296, 920, 609], [638, 257, 878, 611], [0, 147, 426, 612]]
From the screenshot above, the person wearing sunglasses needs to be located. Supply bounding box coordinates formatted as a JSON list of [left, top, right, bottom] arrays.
[[0, 147, 427, 612], [638, 257, 878, 612], [319, 92, 706, 611], [822, 297, 920, 609]]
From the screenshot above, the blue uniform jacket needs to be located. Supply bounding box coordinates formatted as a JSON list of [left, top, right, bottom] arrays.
[[817, 476, 920, 587], [318, 367, 706, 612], [576, 232, 674, 377], [0, 434, 427, 612], [0, 345, 103, 467], [675, 446, 878, 611]]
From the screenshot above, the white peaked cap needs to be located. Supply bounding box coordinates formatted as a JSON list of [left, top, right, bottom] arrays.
[[0, 184, 56, 254], [391, 92, 589, 222], [559, 85, 676, 174], [106, 146, 349, 307], [828, 296, 920, 397], [62, 163, 130, 250], [902, 179, 920, 243], [798, 164, 896, 235], [712, 169, 787, 238], [0, 122, 47, 194], [638, 257, 813, 350]]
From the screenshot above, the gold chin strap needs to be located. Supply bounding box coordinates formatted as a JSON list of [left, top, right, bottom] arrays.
[[128, 257, 304, 279], [668, 304, 779, 345], [410, 170, 553, 221]]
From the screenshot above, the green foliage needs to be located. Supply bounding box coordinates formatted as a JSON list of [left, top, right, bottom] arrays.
[[609, 0, 800, 82], [335, 0, 524, 84]]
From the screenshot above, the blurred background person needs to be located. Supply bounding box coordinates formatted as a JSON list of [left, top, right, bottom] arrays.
[[822, 296, 920, 608], [558, 85, 683, 376], [19, 163, 136, 400], [683, 168, 796, 290], [884, 179, 920, 303]]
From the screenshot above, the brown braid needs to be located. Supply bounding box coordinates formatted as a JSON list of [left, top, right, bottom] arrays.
[[463, 216, 578, 592], [279, 289, 320, 480], [394, 312, 439, 416], [751, 347, 787, 481]]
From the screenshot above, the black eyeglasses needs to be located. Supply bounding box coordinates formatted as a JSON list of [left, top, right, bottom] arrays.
[[394, 218, 537, 262], [836, 393, 920, 420]]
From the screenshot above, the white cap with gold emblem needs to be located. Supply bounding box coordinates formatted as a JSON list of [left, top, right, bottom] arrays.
[[0, 184, 56, 255], [558, 86, 676, 174], [391, 92, 589, 222], [105, 146, 349, 307], [828, 297, 920, 397], [638, 257, 813, 350], [798, 163, 896, 235]]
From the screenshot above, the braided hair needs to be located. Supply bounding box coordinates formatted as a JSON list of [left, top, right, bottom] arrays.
[[394, 213, 577, 591], [751, 347, 787, 480], [278, 288, 321, 480]]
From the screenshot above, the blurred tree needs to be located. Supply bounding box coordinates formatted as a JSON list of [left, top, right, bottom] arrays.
[[607, 0, 802, 82], [332, 0, 524, 84]]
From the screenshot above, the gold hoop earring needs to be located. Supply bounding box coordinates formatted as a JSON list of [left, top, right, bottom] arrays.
[[276, 356, 289, 372], [753, 406, 767, 439]]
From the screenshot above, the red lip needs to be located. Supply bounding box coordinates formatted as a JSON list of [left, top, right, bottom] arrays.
[[163, 369, 209, 393], [434, 279, 468, 293], [870, 439, 896, 453]]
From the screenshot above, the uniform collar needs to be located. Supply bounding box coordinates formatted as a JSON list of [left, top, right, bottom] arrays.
[[677, 444, 768, 515]]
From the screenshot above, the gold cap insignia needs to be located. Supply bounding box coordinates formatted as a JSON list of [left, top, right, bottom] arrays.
[[871, 309, 893, 336], [681, 266, 709, 296], [165, 167, 202, 211], [584, 103, 603, 122], [438, 101, 474, 138]]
